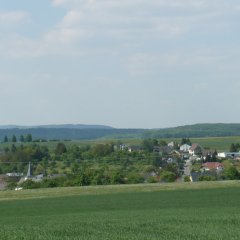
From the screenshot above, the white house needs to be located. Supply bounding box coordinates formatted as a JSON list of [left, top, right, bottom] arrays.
[[189, 143, 204, 156], [168, 141, 176, 147], [6, 173, 23, 177], [180, 144, 191, 152], [218, 152, 240, 158]]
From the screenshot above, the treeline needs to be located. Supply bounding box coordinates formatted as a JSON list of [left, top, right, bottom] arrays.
[[230, 143, 240, 152], [9, 163, 180, 190], [1, 123, 240, 141], [2, 140, 183, 190], [0, 128, 144, 141], [144, 123, 240, 138], [3, 134, 33, 143]]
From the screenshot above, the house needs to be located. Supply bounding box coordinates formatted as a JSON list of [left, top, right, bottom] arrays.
[[48, 174, 67, 179], [6, 173, 23, 177], [180, 144, 191, 152], [202, 162, 224, 173], [189, 144, 204, 156], [153, 146, 161, 153], [128, 146, 142, 152], [119, 144, 128, 151], [218, 152, 240, 159], [161, 146, 174, 155], [168, 141, 177, 148], [153, 146, 173, 155], [166, 158, 177, 164]]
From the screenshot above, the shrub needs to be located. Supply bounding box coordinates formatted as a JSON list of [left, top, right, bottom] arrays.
[[184, 176, 191, 182], [160, 171, 176, 182], [20, 180, 41, 189]]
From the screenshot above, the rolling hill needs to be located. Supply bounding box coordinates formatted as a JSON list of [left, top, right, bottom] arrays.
[[0, 123, 240, 140]]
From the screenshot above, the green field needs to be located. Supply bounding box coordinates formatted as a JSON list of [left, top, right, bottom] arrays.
[[1, 135, 240, 151], [0, 182, 240, 240]]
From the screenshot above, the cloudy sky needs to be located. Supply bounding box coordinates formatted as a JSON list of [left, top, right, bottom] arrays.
[[0, 0, 240, 128]]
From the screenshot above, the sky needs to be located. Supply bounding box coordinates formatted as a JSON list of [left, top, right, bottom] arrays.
[[0, 0, 240, 128]]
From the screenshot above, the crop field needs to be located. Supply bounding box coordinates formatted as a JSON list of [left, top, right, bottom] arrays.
[[1, 135, 239, 151], [0, 182, 240, 240]]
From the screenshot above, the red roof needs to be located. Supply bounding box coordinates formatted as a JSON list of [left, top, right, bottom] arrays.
[[190, 143, 202, 151], [202, 162, 223, 169]]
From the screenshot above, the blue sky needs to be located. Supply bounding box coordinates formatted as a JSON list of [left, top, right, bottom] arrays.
[[0, 0, 240, 128]]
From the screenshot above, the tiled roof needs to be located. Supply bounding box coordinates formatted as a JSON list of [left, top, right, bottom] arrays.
[[189, 143, 199, 151], [202, 162, 223, 169]]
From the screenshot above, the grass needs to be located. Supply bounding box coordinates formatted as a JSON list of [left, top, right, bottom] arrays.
[[1, 135, 240, 151], [0, 182, 240, 239]]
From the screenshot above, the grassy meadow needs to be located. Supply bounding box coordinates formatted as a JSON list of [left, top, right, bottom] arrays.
[[0, 182, 240, 240], [1, 135, 240, 151]]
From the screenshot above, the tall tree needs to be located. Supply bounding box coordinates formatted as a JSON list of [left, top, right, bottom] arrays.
[[25, 134, 32, 142], [12, 135, 17, 142], [230, 143, 237, 152], [55, 143, 67, 155], [19, 135, 25, 142], [4, 136, 8, 142]]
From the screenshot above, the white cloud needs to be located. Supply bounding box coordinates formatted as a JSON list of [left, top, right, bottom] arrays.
[[1, 0, 240, 59], [125, 48, 228, 76], [0, 11, 29, 26]]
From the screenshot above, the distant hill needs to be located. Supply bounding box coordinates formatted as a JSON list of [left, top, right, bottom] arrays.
[[0, 124, 114, 130], [143, 123, 240, 138], [0, 123, 240, 141], [0, 128, 144, 141]]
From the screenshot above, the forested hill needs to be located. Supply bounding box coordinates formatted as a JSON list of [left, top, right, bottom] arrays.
[[0, 128, 145, 141], [0, 123, 240, 140], [143, 123, 240, 138], [0, 124, 114, 130]]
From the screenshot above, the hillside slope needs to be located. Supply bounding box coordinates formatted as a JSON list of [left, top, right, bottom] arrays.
[[143, 123, 240, 138], [0, 123, 240, 140]]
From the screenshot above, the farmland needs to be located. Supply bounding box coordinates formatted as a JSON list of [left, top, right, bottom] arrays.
[[0, 182, 240, 239], [1, 135, 240, 151]]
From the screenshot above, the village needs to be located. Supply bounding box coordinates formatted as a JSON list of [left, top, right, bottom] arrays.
[[0, 138, 239, 191], [119, 140, 240, 182]]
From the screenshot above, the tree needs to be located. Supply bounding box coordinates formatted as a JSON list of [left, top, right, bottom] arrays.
[[224, 166, 239, 180], [19, 135, 25, 142], [198, 175, 217, 181], [91, 144, 113, 157], [152, 154, 162, 167], [181, 138, 191, 145], [4, 136, 8, 142], [236, 143, 240, 151], [142, 139, 158, 152], [160, 171, 176, 182], [184, 176, 191, 182], [25, 134, 32, 142], [11, 144, 17, 153], [12, 135, 17, 142], [55, 143, 67, 155], [230, 143, 237, 152], [212, 150, 218, 161]]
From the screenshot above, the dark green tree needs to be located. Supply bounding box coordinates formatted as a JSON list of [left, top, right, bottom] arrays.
[[12, 135, 17, 142], [181, 138, 191, 145], [142, 139, 158, 152], [19, 135, 25, 142], [25, 134, 32, 142], [230, 143, 237, 152], [224, 166, 239, 180], [4, 136, 8, 142], [160, 171, 176, 182], [11, 144, 17, 153], [55, 143, 67, 155]]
